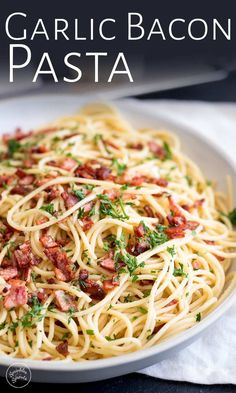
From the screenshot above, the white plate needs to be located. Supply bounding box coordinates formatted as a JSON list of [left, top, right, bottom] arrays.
[[0, 95, 235, 383]]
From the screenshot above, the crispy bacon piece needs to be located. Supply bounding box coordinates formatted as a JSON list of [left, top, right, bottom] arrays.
[[75, 164, 96, 179], [144, 205, 155, 218], [22, 267, 32, 283], [167, 214, 186, 227], [95, 166, 112, 180], [139, 279, 154, 286], [49, 158, 77, 171], [152, 178, 168, 187], [103, 188, 120, 201], [10, 185, 33, 196], [166, 220, 199, 239], [4, 280, 28, 310], [168, 196, 185, 219], [44, 247, 74, 282], [166, 299, 178, 307], [81, 217, 94, 231], [14, 242, 40, 268], [129, 176, 146, 187], [31, 145, 48, 154], [0, 267, 18, 281], [18, 175, 35, 186], [54, 290, 77, 312], [56, 340, 69, 356], [204, 240, 215, 245], [104, 140, 119, 150], [0, 175, 14, 187], [40, 235, 58, 249], [79, 269, 105, 300], [3, 128, 32, 143], [148, 141, 165, 160], [181, 204, 191, 211], [61, 191, 79, 209], [129, 240, 150, 256], [192, 261, 200, 270], [100, 252, 116, 272], [0, 219, 14, 242], [23, 158, 36, 168], [193, 198, 205, 208], [79, 269, 89, 281], [103, 275, 120, 292], [129, 143, 143, 150], [134, 223, 146, 238]]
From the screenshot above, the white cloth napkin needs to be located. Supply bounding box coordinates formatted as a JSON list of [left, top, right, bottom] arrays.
[[136, 99, 236, 384]]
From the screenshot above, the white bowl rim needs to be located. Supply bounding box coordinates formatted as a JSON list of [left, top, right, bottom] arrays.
[[0, 95, 235, 372]]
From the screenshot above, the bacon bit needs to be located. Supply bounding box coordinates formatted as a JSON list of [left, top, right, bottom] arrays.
[[4, 280, 28, 310], [0, 175, 14, 187], [192, 261, 200, 270], [10, 185, 33, 196], [0, 220, 14, 242], [35, 217, 48, 225], [46, 186, 60, 202], [103, 188, 120, 201], [31, 146, 48, 154], [62, 132, 80, 140], [166, 220, 199, 239], [48, 158, 77, 171], [79, 270, 105, 300], [105, 140, 119, 150], [144, 205, 155, 218], [18, 175, 35, 186], [186, 221, 199, 231], [103, 275, 120, 292], [23, 158, 36, 168], [129, 176, 146, 187], [204, 240, 215, 245], [75, 164, 96, 179], [181, 204, 191, 211], [168, 196, 185, 219], [14, 242, 40, 268], [40, 235, 58, 248], [152, 178, 168, 187], [56, 340, 69, 357], [37, 127, 59, 135], [47, 278, 56, 284], [129, 143, 143, 150], [3, 128, 33, 143], [134, 223, 146, 238], [81, 217, 94, 231], [153, 324, 165, 334], [123, 193, 136, 201], [15, 169, 27, 178], [166, 299, 178, 307], [167, 214, 186, 227], [79, 269, 89, 281], [100, 252, 116, 272], [37, 289, 49, 304], [148, 141, 165, 160], [36, 175, 57, 187], [44, 247, 74, 282], [54, 268, 68, 281], [139, 279, 154, 286], [61, 191, 79, 209], [129, 240, 150, 256], [54, 290, 77, 312], [0, 267, 18, 281], [193, 198, 205, 208], [22, 267, 32, 283], [83, 202, 94, 213], [216, 255, 225, 262], [95, 166, 112, 180]]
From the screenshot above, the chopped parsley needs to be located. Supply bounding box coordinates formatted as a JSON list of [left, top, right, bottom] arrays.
[[86, 329, 95, 335], [21, 297, 44, 328], [7, 139, 21, 157], [77, 207, 85, 219], [98, 194, 129, 221], [227, 208, 236, 225], [142, 223, 168, 249], [112, 158, 127, 176], [167, 245, 176, 257], [72, 187, 85, 201], [163, 142, 172, 160], [9, 321, 18, 333], [0, 322, 6, 330], [138, 306, 148, 314], [185, 175, 193, 186], [40, 203, 55, 215], [173, 263, 187, 277], [93, 134, 102, 145], [196, 313, 201, 322]]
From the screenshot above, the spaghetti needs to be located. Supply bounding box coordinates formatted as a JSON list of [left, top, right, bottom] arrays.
[[0, 103, 235, 361]]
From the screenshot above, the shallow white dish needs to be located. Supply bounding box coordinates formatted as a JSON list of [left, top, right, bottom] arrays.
[[0, 95, 235, 383]]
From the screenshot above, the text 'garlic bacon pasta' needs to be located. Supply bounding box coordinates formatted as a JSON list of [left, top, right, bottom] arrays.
[[0, 103, 236, 361]]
